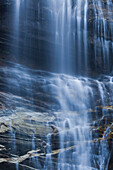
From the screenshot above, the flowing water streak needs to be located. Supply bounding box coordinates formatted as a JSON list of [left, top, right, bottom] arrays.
[[54, 0, 73, 73], [43, 73, 113, 169], [2, 66, 109, 170], [14, 0, 20, 51], [95, 80, 109, 170], [56, 77, 92, 170], [7, 0, 112, 169], [84, 0, 88, 71], [93, 0, 113, 72], [46, 0, 88, 74], [1, 61, 112, 169], [44, 75, 94, 169], [76, 0, 82, 72], [95, 76, 113, 170]]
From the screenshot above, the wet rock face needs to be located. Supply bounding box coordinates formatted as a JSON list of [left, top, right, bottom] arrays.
[[0, 0, 63, 73], [88, 0, 113, 75], [0, 0, 113, 169], [0, 0, 113, 76], [0, 60, 112, 169]]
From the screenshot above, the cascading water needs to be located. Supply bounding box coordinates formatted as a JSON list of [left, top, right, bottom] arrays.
[[45, 0, 88, 74], [13, 0, 20, 56], [7, 0, 112, 74], [42, 0, 112, 169], [0, 62, 112, 169], [0, 0, 113, 170], [43, 75, 113, 170], [93, 0, 113, 72]]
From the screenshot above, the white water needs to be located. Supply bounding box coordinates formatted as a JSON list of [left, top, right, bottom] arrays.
[[13, 0, 113, 74], [43, 74, 112, 170], [4, 0, 112, 169], [38, 72, 111, 170], [14, 0, 20, 43], [46, 0, 88, 74], [0, 61, 112, 169], [93, 0, 113, 72]]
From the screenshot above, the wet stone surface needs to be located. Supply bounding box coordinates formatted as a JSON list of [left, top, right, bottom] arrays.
[[0, 61, 112, 169]]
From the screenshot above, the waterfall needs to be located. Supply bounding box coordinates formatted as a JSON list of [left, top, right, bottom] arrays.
[[43, 74, 112, 170], [0, 62, 112, 169], [45, 0, 88, 74], [93, 0, 113, 73], [13, 0, 20, 56], [11, 0, 112, 74], [0, 0, 113, 170]]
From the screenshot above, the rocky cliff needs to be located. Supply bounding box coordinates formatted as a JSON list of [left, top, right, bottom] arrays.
[[0, 0, 113, 76]]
